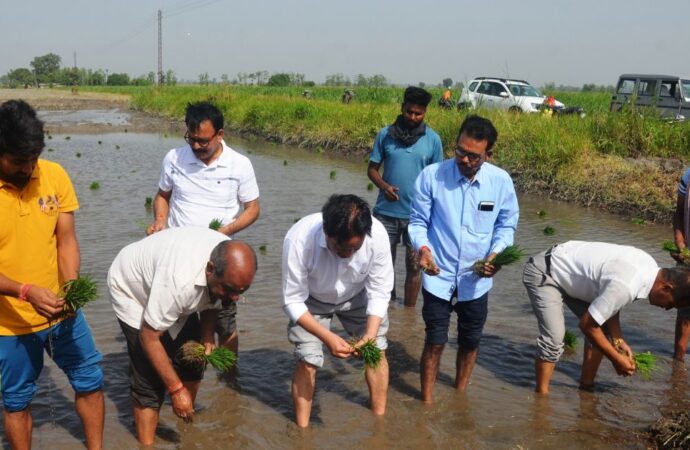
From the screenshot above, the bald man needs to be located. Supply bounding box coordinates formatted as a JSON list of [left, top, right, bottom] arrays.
[[108, 227, 256, 446]]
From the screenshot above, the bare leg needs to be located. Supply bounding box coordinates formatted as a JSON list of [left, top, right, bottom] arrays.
[[365, 352, 389, 415], [292, 360, 317, 428], [420, 343, 444, 403], [133, 403, 159, 446], [218, 330, 238, 354], [4, 408, 32, 450], [535, 359, 556, 394], [580, 341, 604, 389], [674, 315, 690, 362], [403, 246, 421, 308], [454, 347, 479, 392], [75, 390, 104, 450]]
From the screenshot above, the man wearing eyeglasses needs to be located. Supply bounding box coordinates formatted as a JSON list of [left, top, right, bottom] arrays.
[[146, 101, 260, 355], [408, 115, 519, 403], [367, 86, 443, 308]]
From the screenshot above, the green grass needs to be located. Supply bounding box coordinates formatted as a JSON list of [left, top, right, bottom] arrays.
[[75, 85, 690, 222], [60, 275, 98, 311]]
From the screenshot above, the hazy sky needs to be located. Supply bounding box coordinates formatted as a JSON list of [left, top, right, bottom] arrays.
[[2, 0, 689, 87]]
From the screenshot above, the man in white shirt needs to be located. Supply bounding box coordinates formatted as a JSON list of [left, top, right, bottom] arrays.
[[108, 227, 256, 446], [523, 241, 690, 394], [146, 101, 260, 353], [282, 194, 394, 428]]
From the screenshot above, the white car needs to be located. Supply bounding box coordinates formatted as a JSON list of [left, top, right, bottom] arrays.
[[458, 77, 564, 113]]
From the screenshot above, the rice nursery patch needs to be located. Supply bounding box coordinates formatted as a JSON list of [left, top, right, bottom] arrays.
[[178, 341, 237, 372], [634, 351, 658, 381], [473, 245, 525, 275], [329, 170, 337, 180], [208, 218, 223, 230], [543, 226, 556, 236], [90, 182, 100, 190], [60, 275, 98, 311], [76, 153, 82, 158], [351, 338, 382, 370]]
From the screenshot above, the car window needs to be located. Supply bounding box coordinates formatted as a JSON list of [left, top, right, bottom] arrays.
[[491, 82, 507, 96], [617, 79, 635, 95], [637, 80, 658, 96], [682, 80, 690, 101], [477, 82, 492, 94], [469, 82, 478, 92], [507, 84, 541, 97], [659, 81, 678, 98]]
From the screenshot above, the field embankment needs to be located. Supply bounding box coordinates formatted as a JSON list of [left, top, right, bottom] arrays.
[[20, 85, 690, 222]]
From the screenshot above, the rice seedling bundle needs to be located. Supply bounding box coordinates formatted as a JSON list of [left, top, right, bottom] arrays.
[[563, 329, 578, 351], [208, 218, 223, 230], [60, 275, 98, 311], [352, 339, 382, 369], [473, 245, 525, 275], [633, 351, 657, 381], [662, 240, 690, 265], [179, 341, 237, 372]]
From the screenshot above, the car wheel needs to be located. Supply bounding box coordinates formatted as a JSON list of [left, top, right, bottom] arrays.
[[509, 106, 522, 113]]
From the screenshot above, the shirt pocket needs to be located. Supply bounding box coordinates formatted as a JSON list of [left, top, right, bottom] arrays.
[[471, 209, 497, 234], [344, 259, 370, 284]]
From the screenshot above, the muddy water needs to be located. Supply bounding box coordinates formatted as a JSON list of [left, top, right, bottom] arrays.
[[4, 110, 689, 449]]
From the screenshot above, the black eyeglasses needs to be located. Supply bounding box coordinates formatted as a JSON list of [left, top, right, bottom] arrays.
[[454, 147, 482, 162], [184, 131, 219, 148]]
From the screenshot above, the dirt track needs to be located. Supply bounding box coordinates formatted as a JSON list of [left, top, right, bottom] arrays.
[[0, 88, 183, 134]]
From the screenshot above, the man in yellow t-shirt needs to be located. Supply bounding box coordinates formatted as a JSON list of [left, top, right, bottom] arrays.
[[0, 100, 104, 450]]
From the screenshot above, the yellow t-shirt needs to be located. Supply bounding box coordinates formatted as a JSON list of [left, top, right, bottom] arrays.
[[0, 159, 79, 335]]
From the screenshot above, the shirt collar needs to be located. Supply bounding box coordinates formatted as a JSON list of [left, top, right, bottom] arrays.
[[194, 267, 208, 287], [455, 160, 488, 186]]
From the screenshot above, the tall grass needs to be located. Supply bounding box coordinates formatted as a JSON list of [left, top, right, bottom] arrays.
[[81, 85, 690, 222]]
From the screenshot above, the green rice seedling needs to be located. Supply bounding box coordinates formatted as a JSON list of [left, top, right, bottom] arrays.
[[76, 152, 82, 158], [144, 197, 153, 207], [367, 182, 374, 191], [47, 135, 52, 140], [90, 182, 100, 190], [563, 329, 578, 351], [259, 244, 267, 254], [543, 226, 556, 236], [352, 338, 382, 369], [283, 160, 288, 166], [47, 148, 54, 152], [473, 245, 525, 275], [633, 351, 658, 381], [631, 217, 646, 225], [663, 240, 679, 253], [124, 128, 128, 133], [60, 275, 98, 311], [179, 341, 237, 372], [537, 209, 546, 217], [65, 136, 71, 140], [662, 240, 690, 265], [98, 140, 102, 145], [329, 170, 337, 180], [115, 145, 121, 150], [208, 218, 223, 230]]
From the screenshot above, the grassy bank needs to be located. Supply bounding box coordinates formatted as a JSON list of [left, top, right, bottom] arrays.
[[82, 85, 690, 222]]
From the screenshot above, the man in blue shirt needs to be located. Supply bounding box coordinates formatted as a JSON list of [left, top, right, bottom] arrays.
[[408, 115, 519, 403], [367, 86, 443, 307]]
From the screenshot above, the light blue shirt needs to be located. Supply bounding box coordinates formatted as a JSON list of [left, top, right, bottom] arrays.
[[370, 125, 443, 219], [408, 159, 519, 301]]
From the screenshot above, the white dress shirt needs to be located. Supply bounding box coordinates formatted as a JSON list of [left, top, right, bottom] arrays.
[[108, 227, 229, 335], [549, 241, 659, 325], [158, 140, 259, 228], [282, 213, 394, 322]]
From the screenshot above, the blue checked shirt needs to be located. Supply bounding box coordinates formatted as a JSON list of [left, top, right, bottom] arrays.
[[408, 159, 519, 302]]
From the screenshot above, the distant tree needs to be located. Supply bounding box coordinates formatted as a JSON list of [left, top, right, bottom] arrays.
[[324, 73, 351, 86], [368, 74, 388, 87], [303, 80, 315, 87], [131, 75, 153, 86], [165, 69, 177, 86], [418, 82, 426, 88], [355, 74, 368, 86], [147, 72, 156, 84], [6, 68, 34, 88], [221, 73, 229, 84], [542, 81, 556, 91], [442, 78, 453, 88], [454, 81, 464, 90], [30, 53, 62, 84], [199, 72, 210, 85], [56, 67, 80, 86], [267, 73, 292, 86], [90, 70, 106, 86], [107, 72, 130, 86]]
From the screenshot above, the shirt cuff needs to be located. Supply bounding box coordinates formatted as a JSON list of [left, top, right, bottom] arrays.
[[587, 305, 607, 326], [284, 302, 308, 323], [365, 296, 390, 318]]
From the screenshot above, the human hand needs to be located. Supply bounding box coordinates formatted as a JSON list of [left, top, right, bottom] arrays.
[[351, 335, 376, 359], [611, 353, 635, 377], [479, 253, 501, 278], [171, 387, 194, 423], [382, 184, 400, 202], [145, 219, 166, 236], [613, 338, 633, 361], [25, 285, 66, 319], [203, 341, 216, 356], [325, 333, 355, 359], [419, 247, 440, 276]]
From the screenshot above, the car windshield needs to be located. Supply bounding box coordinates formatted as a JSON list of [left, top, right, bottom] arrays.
[[682, 80, 690, 101], [506, 83, 541, 97]]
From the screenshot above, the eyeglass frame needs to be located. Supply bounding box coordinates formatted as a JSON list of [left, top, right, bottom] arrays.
[[454, 146, 485, 162], [184, 130, 221, 148]]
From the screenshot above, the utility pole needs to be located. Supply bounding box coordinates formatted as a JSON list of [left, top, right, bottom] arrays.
[[158, 9, 163, 86], [73, 51, 77, 69]]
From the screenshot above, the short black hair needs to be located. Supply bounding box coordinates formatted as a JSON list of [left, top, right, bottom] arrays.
[[185, 101, 224, 133], [661, 267, 690, 307], [0, 100, 45, 157], [322, 194, 372, 243], [457, 115, 498, 151], [403, 86, 432, 107]]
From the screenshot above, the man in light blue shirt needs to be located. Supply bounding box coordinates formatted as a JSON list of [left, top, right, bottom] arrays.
[[367, 86, 443, 307], [408, 115, 519, 403]]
